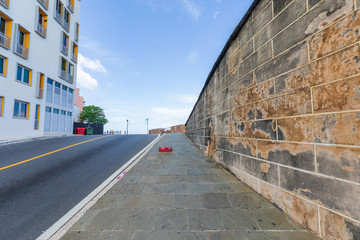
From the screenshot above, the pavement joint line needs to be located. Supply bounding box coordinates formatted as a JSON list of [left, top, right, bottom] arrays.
[[0, 135, 110, 171], [36, 134, 162, 240]]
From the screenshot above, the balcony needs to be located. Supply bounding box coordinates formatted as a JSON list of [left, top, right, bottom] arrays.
[[75, 32, 79, 42], [36, 23, 47, 38], [71, 53, 77, 63], [62, 20, 69, 32], [0, 32, 10, 49], [37, 88, 43, 99], [37, 0, 49, 10], [67, 74, 73, 83], [68, 0, 74, 13], [60, 69, 67, 80], [54, 11, 62, 24], [61, 44, 68, 56], [0, 0, 9, 8], [15, 43, 29, 59]]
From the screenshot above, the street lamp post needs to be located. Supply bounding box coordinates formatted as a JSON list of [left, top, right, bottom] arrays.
[[126, 119, 129, 135], [145, 118, 149, 134]]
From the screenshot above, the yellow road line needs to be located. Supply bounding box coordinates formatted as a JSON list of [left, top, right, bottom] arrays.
[[0, 135, 110, 171]]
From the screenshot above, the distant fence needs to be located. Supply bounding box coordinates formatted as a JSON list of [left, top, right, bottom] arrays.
[[73, 122, 104, 135]]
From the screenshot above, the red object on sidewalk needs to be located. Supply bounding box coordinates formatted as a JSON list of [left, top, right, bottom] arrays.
[[159, 146, 172, 152], [76, 128, 86, 135]]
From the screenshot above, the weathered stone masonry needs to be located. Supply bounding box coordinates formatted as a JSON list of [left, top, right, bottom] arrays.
[[185, 0, 360, 239]]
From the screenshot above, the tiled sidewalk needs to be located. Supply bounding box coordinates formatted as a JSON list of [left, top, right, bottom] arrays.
[[61, 133, 319, 240]]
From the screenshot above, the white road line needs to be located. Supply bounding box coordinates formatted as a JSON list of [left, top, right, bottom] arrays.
[[37, 134, 162, 240]]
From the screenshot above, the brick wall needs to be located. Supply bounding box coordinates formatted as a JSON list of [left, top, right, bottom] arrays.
[[185, 0, 360, 239]]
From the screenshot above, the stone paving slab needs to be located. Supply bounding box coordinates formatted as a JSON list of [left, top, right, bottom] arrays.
[[61, 133, 320, 240]]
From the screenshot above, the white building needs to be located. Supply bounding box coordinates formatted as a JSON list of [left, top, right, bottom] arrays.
[[0, 0, 80, 140]]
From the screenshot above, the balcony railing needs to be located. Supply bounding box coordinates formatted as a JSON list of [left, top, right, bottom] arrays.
[[60, 69, 67, 80], [71, 53, 77, 63], [15, 43, 29, 59], [75, 32, 79, 42], [61, 45, 68, 56], [0, 32, 11, 49], [55, 11, 62, 24], [0, 0, 9, 8], [67, 74, 73, 83], [37, 0, 49, 10], [34, 119, 39, 129], [36, 24, 47, 38], [68, 1, 74, 13], [62, 20, 70, 32], [37, 88, 44, 99]]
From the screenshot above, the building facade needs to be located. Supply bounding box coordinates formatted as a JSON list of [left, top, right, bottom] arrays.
[[0, 0, 81, 140]]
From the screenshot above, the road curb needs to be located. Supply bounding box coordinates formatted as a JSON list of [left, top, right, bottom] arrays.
[[36, 134, 163, 240]]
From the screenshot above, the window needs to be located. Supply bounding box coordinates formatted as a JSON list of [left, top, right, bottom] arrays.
[[34, 105, 40, 129], [0, 96, 3, 117], [14, 25, 30, 59], [38, 0, 49, 10], [36, 7, 47, 38], [16, 64, 32, 85], [60, 110, 66, 132], [0, 11, 12, 49], [60, 57, 67, 80], [37, 73, 44, 98], [68, 0, 74, 13], [62, 8, 70, 32], [55, 0, 63, 24], [68, 63, 74, 83], [44, 106, 51, 132], [0, 55, 7, 76], [61, 32, 68, 55], [13, 100, 29, 119], [61, 85, 67, 107], [0, 0, 9, 8], [71, 41, 78, 63], [74, 22, 79, 42], [66, 111, 72, 132], [67, 88, 73, 108], [54, 82, 60, 105], [52, 108, 59, 132], [46, 78, 53, 103]]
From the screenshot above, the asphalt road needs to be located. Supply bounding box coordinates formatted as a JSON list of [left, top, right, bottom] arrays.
[[0, 134, 157, 240]]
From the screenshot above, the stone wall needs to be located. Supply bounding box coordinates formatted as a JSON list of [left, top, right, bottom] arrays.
[[185, 0, 360, 239]]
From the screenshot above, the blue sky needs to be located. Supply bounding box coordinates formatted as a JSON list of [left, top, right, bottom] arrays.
[[77, 0, 253, 134]]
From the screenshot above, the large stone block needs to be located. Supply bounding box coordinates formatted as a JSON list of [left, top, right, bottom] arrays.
[[255, 0, 307, 49], [309, 10, 360, 60], [312, 76, 360, 113], [241, 156, 279, 185], [277, 112, 360, 145], [358, 0, 360, 9], [275, 44, 360, 95], [229, 72, 254, 95], [248, 2, 273, 38], [252, 0, 272, 19], [280, 167, 360, 219], [226, 137, 257, 156], [274, 0, 354, 56], [228, 120, 277, 140], [222, 150, 241, 169], [241, 40, 254, 61], [257, 141, 315, 171], [317, 145, 360, 183], [319, 207, 360, 240], [255, 41, 308, 84], [259, 181, 319, 234]]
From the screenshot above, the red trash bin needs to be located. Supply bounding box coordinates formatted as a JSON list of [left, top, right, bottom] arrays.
[[76, 127, 86, 135]]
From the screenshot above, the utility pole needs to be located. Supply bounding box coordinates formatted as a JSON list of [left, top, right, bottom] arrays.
[[126, 119, 129, 135], [145, 118, 149, 134]]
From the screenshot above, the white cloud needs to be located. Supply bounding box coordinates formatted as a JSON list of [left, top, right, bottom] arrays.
[[186, 49, 200, 65], [214, 11, 219, 19], [216, 0, 222, 3], [168, 94, 198, 104], [182, 0, 201, 20], [76, 54, 107, 90], [149, 107, 192, 128]]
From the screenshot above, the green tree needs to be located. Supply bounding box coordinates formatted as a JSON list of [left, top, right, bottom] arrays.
[[79, 105, 108, 124]]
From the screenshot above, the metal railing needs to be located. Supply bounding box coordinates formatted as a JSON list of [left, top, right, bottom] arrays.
[[68, 1, 74, 12], [15, 43, 29, 59], [34, 119, 39, 129], [71, 53, 77, 63], [55, 11, 62, 24], [0, 0, 9, 8], [67, 74, 73, 83], [37, 88, 44, 99], [60, 69, 67, 80], [62, 20, 69, 32], [0, 32, 11, 49], [37, 0, 49, 9], [61, 45, 68, 56], [36, 24, 47, 38]]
